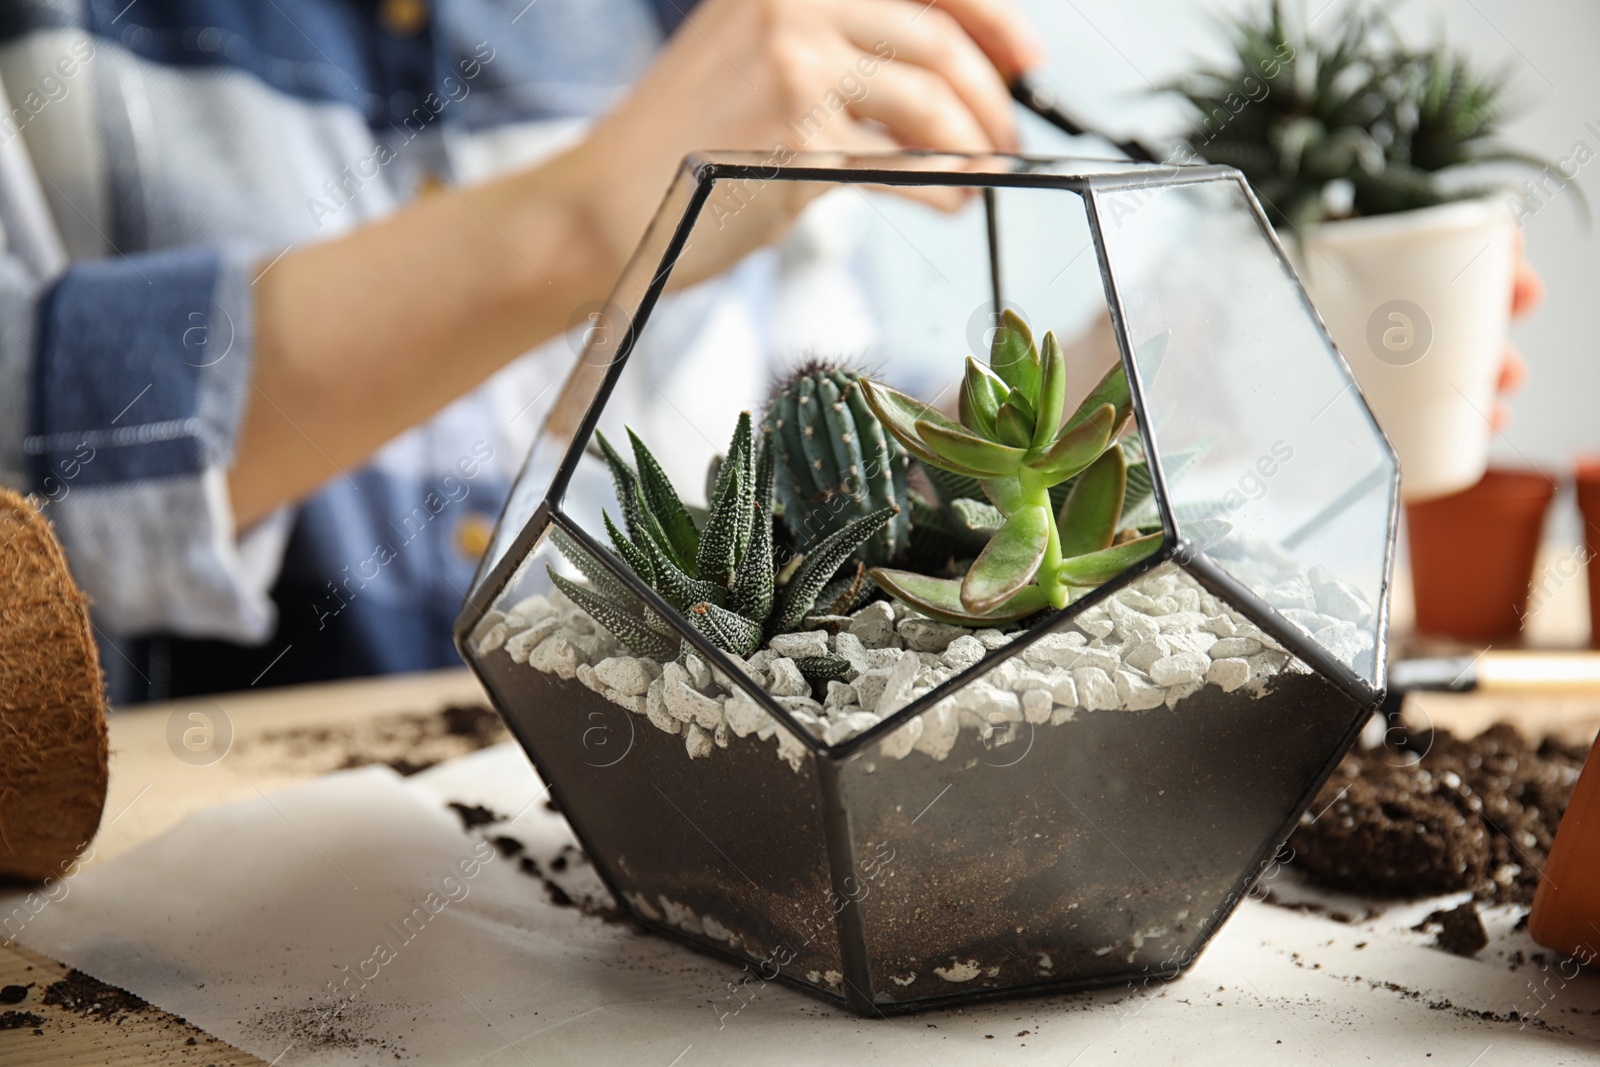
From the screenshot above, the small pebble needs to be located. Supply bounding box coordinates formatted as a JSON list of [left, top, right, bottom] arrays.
[[769, 630, 831, 660]]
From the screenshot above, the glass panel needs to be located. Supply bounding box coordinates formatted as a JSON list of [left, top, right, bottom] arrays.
[[548, 176, 1147, 702], [469, 165, 706, 594], [834, 563, 1366, 1004], [464, 524, 844, 990], [1094, 178, 1396, 685]]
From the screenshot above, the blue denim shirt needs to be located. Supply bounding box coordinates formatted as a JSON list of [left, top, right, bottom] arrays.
[[0, 0, 686, 701]]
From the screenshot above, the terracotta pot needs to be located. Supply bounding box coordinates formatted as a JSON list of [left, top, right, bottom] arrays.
[[1578, 458, 1600, 648], [1530, 733, 1600, 964], [1405, 468, 1555, 640]]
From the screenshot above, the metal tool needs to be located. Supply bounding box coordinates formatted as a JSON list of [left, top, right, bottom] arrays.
[[1010, 74, 1163, 164]]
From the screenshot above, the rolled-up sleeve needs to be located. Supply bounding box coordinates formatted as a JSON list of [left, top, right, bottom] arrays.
[[16, 243, 290, 642]]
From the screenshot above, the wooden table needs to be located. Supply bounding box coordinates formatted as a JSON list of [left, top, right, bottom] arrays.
[[5, 550, 1599, 1064]]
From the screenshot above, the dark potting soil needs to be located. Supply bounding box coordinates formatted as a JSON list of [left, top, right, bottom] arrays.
[[40, 969, 149, 1022], [836, 668, 1362, 1004], [480, 651, 1365, 1008], [0, 983, 28, 1004], [1414, 901, 1489, 958], [446, 801, 504, 830], [478, 654, 849, 988], [0, 1010, 43, 1030], [1288, 724, 1588, 905], [235, 702, 507, 779]]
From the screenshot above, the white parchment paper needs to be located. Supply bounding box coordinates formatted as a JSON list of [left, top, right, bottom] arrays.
[[7, 744, 1598, 1065]]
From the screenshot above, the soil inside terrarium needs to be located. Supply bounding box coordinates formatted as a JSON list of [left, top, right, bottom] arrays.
[[476, 652, 849, 990], [478, 650, 1364, 1006], [838, 667, 1360, 1004]]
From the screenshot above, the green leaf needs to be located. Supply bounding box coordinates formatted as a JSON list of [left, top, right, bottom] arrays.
[[817, 561, 868, 616], [961, 504, 1050, 615], [989, 308, 1040, 401], [980, 476, 1026, 515], [687, 600, 763, 657], [959, 357, 1005, 438], [696, 412, 751, 588], [857, 379, 988, 475], [753, 429, 776, 511], [870, 567, 1049, 627], [771, 506, 896, 635], [922, 461, 984, 507], [797, 654, 852, 682], [1032, 331, 1068, 452], [993, 398, 1034, 449], [1030, 403, 1115, 481], [1063, 363, 1132, 438], [949, 497, 1004, 532], [1133, 330, 1169, 385], [731, 498, 775, 622], [602, 510, 654, 587], [1059, 446, 1127, 558], [546, 567, 677, 661], [637, 528, 727, 613], [594, 432, 645, 541], [917, 420, 1026, 477], [1057, 532, 1165, 586], [628, 428, 700, 573], [549, 525, 632, 602]]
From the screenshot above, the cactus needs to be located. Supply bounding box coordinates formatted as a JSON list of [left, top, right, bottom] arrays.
[[765, 362, 911, 568], [859, 311, 1164, 626], [547, 413, 895, 667]]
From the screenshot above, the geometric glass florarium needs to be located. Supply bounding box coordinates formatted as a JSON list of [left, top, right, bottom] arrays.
[[455, 154, 1399, 1016]]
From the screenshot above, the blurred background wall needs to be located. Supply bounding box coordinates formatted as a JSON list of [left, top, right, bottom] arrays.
[[1014, 0, 1599, 484]]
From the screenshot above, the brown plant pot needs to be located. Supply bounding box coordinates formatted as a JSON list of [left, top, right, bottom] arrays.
[[1405, 468, 1555, 641], [1577, 458, 1600, 648], [1530, 732, 1600, 964]]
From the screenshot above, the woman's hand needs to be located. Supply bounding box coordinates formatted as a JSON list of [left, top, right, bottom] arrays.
[[559, 0, 1046, 285]]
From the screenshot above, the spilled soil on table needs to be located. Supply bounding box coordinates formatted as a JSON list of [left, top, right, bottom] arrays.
[[1289, 723, 1589, 905]]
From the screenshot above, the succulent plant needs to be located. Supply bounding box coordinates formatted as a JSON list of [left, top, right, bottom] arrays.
[[1169, 1, 1577, 229], [765, 362, 911, 567], [547, 413, 895, 668], [859, 312, 1163, 626]]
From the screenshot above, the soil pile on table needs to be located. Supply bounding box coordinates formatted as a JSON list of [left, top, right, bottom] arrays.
[[1289, 724, 1589, 904], [233, 702, 506, 778]]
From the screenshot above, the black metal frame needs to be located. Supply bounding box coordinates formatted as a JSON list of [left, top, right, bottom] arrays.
[[451, 151, 1401, 1016]]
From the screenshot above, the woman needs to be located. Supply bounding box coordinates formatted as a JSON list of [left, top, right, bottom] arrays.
[[0, 0, 1046, 701]]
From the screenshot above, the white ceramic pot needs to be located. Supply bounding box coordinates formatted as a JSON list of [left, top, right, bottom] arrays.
[[1297, 198, 1516, 502]]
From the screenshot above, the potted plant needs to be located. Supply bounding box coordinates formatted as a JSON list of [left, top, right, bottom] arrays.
[[1169, 1, 1574, 503], [456, 153, 1398, 1015]]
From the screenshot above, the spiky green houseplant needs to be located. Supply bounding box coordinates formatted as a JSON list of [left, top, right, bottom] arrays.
[[859, 312, 1164, 626], [1170, 0, 1576, 229], [546, 412, 894, 671]]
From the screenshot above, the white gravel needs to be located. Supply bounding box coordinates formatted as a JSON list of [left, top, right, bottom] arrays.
[[488, 557, 1374, 771]]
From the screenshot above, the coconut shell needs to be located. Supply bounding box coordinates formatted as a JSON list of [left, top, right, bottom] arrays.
[[0, 486, 109, 882]]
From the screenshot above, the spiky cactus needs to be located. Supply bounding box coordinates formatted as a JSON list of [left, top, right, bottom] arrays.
[[859, 312, 1164, 626], [546, 412, 895, 665], [765, 363, 911, 567]]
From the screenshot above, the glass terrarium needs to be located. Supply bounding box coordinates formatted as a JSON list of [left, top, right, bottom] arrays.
[[455, 154, 1398, 1015]]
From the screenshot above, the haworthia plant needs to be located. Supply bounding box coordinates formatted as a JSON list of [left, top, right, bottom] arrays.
[[547, 413, 896, 667], [860, 311, 1164, 626], [765, 362, 911, 567]]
